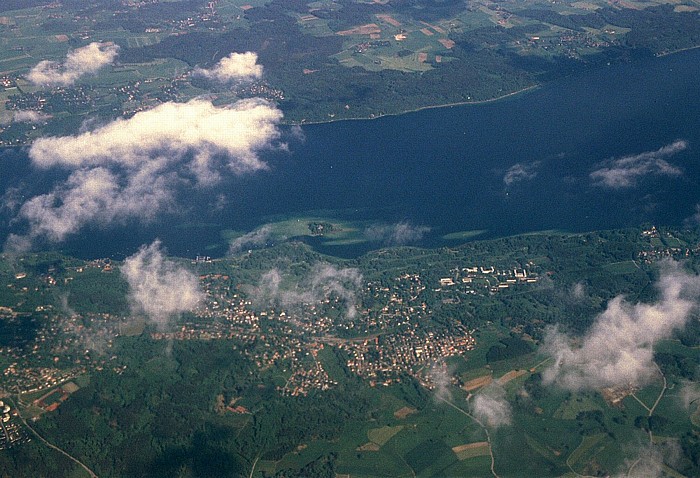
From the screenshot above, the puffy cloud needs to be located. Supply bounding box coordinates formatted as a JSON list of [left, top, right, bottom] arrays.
[[250, 263, 363, 320], [193, 52, 263, 83], [7, 98, 283, 250], [684, 204, 700, 227], [1, 186, 23, 214], [11, 164, 175, 245], [679, 381, 700, 410], [121, 240, 203, 329], [6, 110, 52, 124], [543, 261, 700, 391], [590, 140, 687, 189], [308, 264, 363, 319], [364, 222, 430, 246], [429, 362, 453, 402], [570, 282, 586, 301], [27, 42, 119, 86], [288, 125, 306, 143], [618, 442, 682, 478], [472, 384, 512, 428], [29, 98, 282, 177], [254, 268, 284, 301], [503, 161, 540, 186], [228, 225, 276, 255]]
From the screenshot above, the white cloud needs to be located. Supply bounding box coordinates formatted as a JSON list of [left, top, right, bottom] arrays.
[[29, 98, 282, 177], [12, 164, 176, 245], [8, 110, 52, 124], [6, 98, 283, 250], [543, 260, 700, 391], [590, 140, 687, 189], [250, 263, 363, 320], [228, 225, 275, 255], [570, 282, 586, 301], [430, 362, 453, 402], [27, 42, 119, 86], [121, 240, 203, 329], [503, 161, 540, 186], [364, 222, 430, 246], [679, 381, 700, 410], [617, 442, 682, 478], [308, 264, 363, 319], [472, 383, 512, 428], [193, 52, 263, 83], [684, 204, 700, 227]]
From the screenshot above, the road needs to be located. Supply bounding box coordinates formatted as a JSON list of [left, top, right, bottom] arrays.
[[437, 395, 499, 478], [8, 397, 98, 478]]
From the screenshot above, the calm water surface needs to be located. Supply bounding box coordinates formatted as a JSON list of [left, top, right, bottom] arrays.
[[2, 49, 699, 259]]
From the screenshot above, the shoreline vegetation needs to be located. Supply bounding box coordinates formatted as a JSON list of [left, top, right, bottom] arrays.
[[290, 85, 541, 126], [282, 42, 700, 127], [655, 44, 700, 57]]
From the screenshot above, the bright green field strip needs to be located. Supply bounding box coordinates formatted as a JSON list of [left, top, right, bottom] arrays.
[[373, 54, 433, 72], [253, 460, 276, 475], [122, 58, 191, 78], [553, 395, 603, 420], [368, 425, 404, 446], [321, 238, 368, 246], [0, 57, 34, 73], [661, 235, 684, 248], [126, 34, 164, 48], [337, 444, 414, 477], [567, 433, 606, 470], [442, 229, 488, 240], [408, 439, 459, 477], [602, 260, 639, 274], [524, 433, 559, 461], [442, 455, 492, 477], [315, 346, 346, 383]]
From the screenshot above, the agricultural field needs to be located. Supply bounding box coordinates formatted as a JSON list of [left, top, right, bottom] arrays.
[[0, 226, 698, 476], [2, 0, 700, 136], [251, 332, 699, 477]]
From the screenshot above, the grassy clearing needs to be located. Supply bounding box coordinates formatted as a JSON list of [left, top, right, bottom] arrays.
[[368, 425, 404, 446], [405, 438, 455, 476], [393, 406, 417, 419], [337, 439, 414, 477], [567, 433, 606, 471], [374, 54, 433, 72], [553, 395, 603, 420], [442, 455, 492, 476], [120, 318, 145, 336], [602, 260, 639, 274], [357, 441, 381, 451], [254, 459, 276, 475], [316, 346, 346, 383], [126, 34, 163, 48], [524, 433, 559, 461]]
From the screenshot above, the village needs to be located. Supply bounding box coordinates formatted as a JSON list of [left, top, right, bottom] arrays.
[[0, 252, 545, 404], [0, 226, 695, 407], [0, 400, 30, 451]]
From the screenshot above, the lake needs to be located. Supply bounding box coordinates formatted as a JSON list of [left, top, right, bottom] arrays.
[[2, 48, 699, 259]]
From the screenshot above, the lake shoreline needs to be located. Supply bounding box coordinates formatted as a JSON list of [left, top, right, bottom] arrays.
[[285, 45, 700, 127], [287, 84, 540, 127]]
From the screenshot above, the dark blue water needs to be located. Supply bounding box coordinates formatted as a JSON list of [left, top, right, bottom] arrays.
[[2, 49, 699, 259]]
